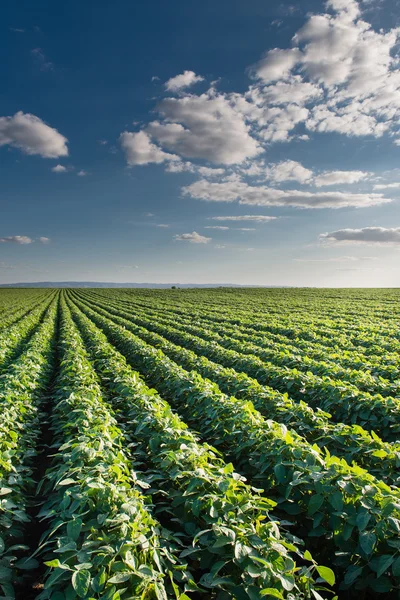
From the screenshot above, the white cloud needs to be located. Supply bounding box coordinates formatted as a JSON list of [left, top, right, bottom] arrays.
[[174, 231, 211, 244], [215, 244, 226, 249], [39, 237, 50, 244], [373, 182, 400, 190], [119, 131, 178, 165], [204, 226, 230, 230], [165, 70, 204, 91], [247, 0, 400, 141], [255, 77, 322, 106], [0, 235, 33, 244], [0, 112, 68, 158], [52, 164, 67, 173], [313, 170, 369, 186], [118, 0, 400, 174], [249, 48, 302, 83], [143, 212, 154, 217], [77, 170, 88, 177], [184, 179, 389, 209], [147, 92, 262, 164], [236, 227, 256, 231], [320, 227, 400, 245], [209, 215, 277, 222], [265, 159, 313, 183], [165, 160, 195, 173], [155, 224, 169, 228], [197, 166, 226, 177], [295, 255, 377, 262]]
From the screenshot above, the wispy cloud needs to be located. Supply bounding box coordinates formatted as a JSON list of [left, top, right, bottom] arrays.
[[209, 215, 277, 222], [185, 179, 389, 209], [319, 227, 400, 245], [0, 235, 33, 244], [295, 255, 378, 262], [31, 47, 54, 71]]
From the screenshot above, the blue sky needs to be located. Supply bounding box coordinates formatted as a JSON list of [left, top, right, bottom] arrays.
[[1, 0, 400, 286]]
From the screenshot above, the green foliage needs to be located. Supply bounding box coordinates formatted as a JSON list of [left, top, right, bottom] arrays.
[[70, 292, 400, 596]]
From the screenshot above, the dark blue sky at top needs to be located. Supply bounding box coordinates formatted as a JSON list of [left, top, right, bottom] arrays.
[[1, 0, 400, 285]]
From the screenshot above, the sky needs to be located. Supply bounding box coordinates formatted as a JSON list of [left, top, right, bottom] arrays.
[[1, 0, 400, 286]]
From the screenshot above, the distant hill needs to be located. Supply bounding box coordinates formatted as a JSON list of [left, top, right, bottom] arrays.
[[0, 281, 250, 288]]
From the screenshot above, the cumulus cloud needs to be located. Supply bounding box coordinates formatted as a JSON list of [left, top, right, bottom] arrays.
[[0, 112, 68, 158], [265, 160, 313, 183], [119, 0, 400, 172], [77, 170, 88, 177], [119, 131, 178, 165], [209, 215, 277, 222], [320, 227, 400, 245], [0, 235, 33, 244], [184, 179, 389, 209], [39, 237, 51, 243], [52, 164, 67, 173], [147, 92, 262, 164], [197, 166, 226, 177], [248, 0, 400, 141], [313, 170, 369, 186], [165, 70, 204, 91], [174, 231, 211, 243], [250, 48, 302, 83]]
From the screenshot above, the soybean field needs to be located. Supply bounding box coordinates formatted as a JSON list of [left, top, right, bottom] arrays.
[[1, 287, 400, 600]]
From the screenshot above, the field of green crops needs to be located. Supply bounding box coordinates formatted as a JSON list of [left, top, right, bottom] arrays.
[[0, 288, 399, 600]]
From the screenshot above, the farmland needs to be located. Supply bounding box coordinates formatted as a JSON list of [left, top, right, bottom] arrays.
[[0, 288, 399, 600]]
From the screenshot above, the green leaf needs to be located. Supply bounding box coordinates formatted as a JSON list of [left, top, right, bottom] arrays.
[[392, 556, 400, 577], [308, 494, 324, 516], [344, 566, 363, 586], [14, 558, 39, 570], [304, 550, 314, 562], [108, 573, 132, 584], [376, 555, 394, 579], [58, 478, 76, 486], [316, 566, 335, 586], [356, 512, 371, 532], [72, 570, 91, 598], [67, 518, 82, 542], [359, 531, 376, 556], [0, 536, 4, 554], [260, 590, 284, 599]]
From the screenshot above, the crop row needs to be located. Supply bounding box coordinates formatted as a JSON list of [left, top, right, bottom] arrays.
[[104, 290, 400, 358], [113, 296, 400, 389], [36, 296, 193, 600], [0, 297, 58, 598], [64, 295, 332, 599], [73, 291, 400, 442], [69, 293, 400, 596], [70, 292, 400, 487]]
